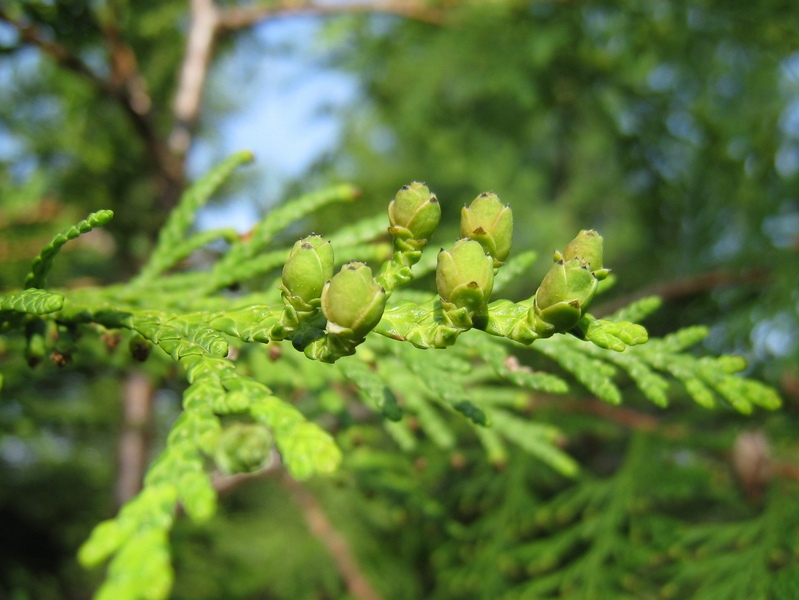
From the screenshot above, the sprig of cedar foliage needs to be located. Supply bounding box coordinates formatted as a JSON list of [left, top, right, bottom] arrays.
[[417, 432, 799, 600], [0, 153, 782, 599]]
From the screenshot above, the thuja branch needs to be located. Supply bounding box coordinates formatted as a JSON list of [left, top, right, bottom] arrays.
[[2, 156, 782, 600]]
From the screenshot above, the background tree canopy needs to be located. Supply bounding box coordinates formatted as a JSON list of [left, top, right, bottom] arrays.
[[1, 1, 798, 599]]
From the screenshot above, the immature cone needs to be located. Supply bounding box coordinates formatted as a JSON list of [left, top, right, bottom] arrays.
[[388, 182, 441, 244], [436, 239, 494, 315], [561, 229, 607, 276], [460, 192, 513, 267], [534, 230, 607, 331], [280, 234, 334, 309], [322, 262, 387, 339]]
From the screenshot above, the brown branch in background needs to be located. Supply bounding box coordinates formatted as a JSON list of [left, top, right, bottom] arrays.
[[728, 431, 799, 502], [531, 394, 686, 437], [4, 0, 454, 205], [169, 0, 448, 158], [732, 430, 771, 503], [217, 0, 447, 31], [115, 372, 154, 506], [211, 455, 381, 600], [283, 475, 382, 600], [170, 0, 220, 158], [0, 9, 185, 207], [0, 9, 108, 91], [540, 396, 799, 492], [772, 460, 799, 483], [592, 266, 770, 317], [95, 5, 185, 206], [99, 13, 152, 116]]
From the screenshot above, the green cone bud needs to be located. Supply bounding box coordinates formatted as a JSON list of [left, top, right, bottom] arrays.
[[214, 423, 273, 475], [280, 234, 334, 307], [562, 229, 606, 276], [388, 182, 441, 242], [460, 192, 513, 266], [322, 262, 387, 339], [436, 239, 494, 314], [534, 258, 599, 330]]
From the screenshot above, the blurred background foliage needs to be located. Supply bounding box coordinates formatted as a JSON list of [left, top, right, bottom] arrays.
[[2, 0, 799, 598]]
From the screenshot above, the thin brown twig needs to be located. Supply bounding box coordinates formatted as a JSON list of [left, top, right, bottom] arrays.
[[98, 9, 154, 121], [94, 5, 185, 205], [531, 393, 686, 437], [217, 0, 447, 31], [772, 460, 799, 483], [282, 474, 382, 600], [209, 456, 382, 599], [0, 9, 108, 90], [536, 394, 799, 491], [592, 266, 770, 317]]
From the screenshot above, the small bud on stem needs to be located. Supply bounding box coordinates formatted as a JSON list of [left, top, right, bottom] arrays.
[[388, 182, 441, 247], [436, 239, 494, 322], [533, 230, 607, 331], [460, 192, 513, 267], [322, 262, 387, 340], [280, 235, 335, 310]]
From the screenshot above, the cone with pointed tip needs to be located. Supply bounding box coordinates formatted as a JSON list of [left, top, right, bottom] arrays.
[[322, 262, 387, 340], [561, 229, 609, 279], [388, 182, 441, 248], [436, 239, 494, 318], [279, 235, 334, 311], [532, 230, 609, 330], [460, 192, 513, 267]]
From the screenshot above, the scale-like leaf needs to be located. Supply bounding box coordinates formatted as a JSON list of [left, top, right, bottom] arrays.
[[490, 410, 578, 476], [459, 333, 569, 393], [584, 318, 648, 351], [535, 338, 622, 404], [0, 288, 64, 314], [337, 356, 403, 420], [212, 184, 360, 281], [25, 209, 114, 289], [137, 151, 253, 282]]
